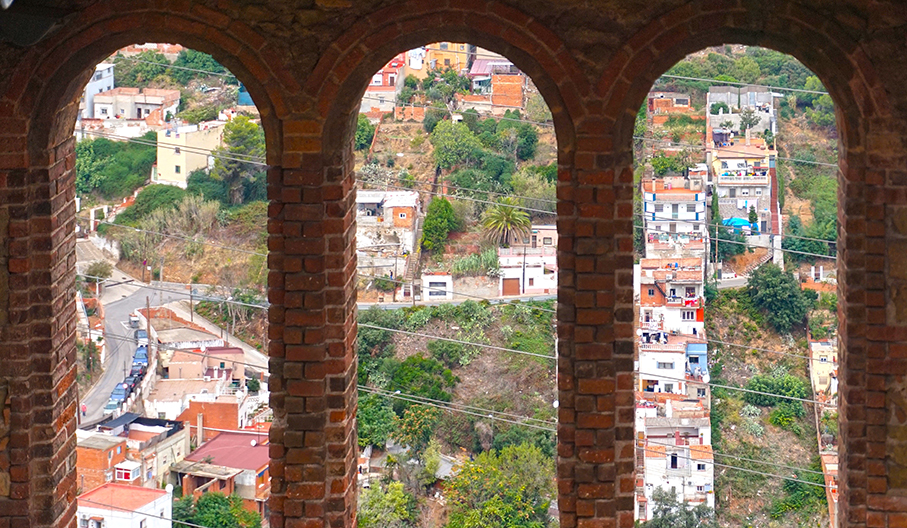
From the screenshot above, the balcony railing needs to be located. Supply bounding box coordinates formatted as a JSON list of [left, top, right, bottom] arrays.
[[639, 342, 686, 352], [717, 173, 770, 185], [639, 320, 663, 331], [498, 246, 556, 257], [665, 297, 702, 308]]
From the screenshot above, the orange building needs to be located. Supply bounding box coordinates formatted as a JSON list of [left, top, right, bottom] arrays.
[[76, 433, 127, 493]]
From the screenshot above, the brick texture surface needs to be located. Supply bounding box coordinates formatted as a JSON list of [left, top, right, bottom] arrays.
[[0, 1, 904, 528]]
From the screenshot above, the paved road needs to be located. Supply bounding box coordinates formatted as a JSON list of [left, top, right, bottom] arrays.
[[357, 294, 557, 311], [717, 277, 747, 289], [81, 269, 195, 422]]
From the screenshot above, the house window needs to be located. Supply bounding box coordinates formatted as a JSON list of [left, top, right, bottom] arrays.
[[648, 289, 655, 297], [398, 212, 406, 219], [459, 45, 465, 50], [697, 463, 706, 471], [654, 204, 664, 213], [220, 362, 225, 368], [820, 357, 828, 363], [755, 189, 762, 195], [174, 147, 181, 154], [444, 59, 450, 67], [686, 287, 695, 297], [664, 383, 673, 393], [119, 108, 125, 115], [741, 188, 750, 196], [440, 42, 448, 50], [117, 446, 121, 454], [542, 237, 552, 245], [428, 281, 447, 297], [656, 362, 674, 370], [108, 451, 112, 460], [140, 520, 146, 528], [175, 165, 181, 174], [100, 108, 108, 115], [80, 519, 89, 528], [689, 356, 699, 364], [670, 454, 678, 469], [697, 388, 706, 398], [115, 467, 133, 481], [819, 376, 828, 385], [528, 278, 534, 286], [696, 485, 705, 492], [145, 108, 150, 115], [682, 310, 695, 321]]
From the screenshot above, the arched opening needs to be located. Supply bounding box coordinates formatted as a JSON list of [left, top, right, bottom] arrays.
[[2, 9, 289, 528], [631, 45, 840, 526], [601, 6, 889, 526], [345, 40, 564, 527]]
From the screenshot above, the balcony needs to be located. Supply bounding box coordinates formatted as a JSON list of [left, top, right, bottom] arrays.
[[717, 173, 770, 185], [639, 342, 686, 352], [665, 296, 702, 308], [639, 319, 663, 331]]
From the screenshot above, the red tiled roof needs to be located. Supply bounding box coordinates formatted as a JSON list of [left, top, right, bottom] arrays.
[[78, 483, 167, 511], [187, 432, 269, 471]]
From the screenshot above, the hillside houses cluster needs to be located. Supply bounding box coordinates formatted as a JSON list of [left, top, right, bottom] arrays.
[[634, 84, 785, 520], [75, 305, 272, 527]]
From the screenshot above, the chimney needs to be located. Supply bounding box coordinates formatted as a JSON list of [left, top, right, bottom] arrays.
[[674, 430, 682, 446]]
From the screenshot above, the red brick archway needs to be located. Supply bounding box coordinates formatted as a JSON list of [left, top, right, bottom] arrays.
[[596, 3, 893, 527], [268, 4, 600, 527], [0, 5, 290, 528]]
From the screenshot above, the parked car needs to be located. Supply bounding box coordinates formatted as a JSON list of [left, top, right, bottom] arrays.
[[123, 376, 138, 392], [109, 384, 128, 402], [132, 346, 148, 366], [134, 329, 148, 346], [103, 400, 119, 416], [129, 364, 146, 378], [129, 314, 140, 328]]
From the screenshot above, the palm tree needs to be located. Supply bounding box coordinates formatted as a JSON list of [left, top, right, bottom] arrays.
[[481, 197, 532, 247]]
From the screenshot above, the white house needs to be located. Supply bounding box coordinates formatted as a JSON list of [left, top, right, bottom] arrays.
[[421, 273, 453, 301], [637, 443, 715, 521], [642, 178, 707, 235], [80, 63, 114, 119], [77, 483, 172, 528], [638, 258, 704, 336]]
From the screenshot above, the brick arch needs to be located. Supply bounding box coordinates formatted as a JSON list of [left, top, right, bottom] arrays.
[[596, 2, 888, 165], [0, 6, 292, 528], [311, 1, 590, 165], [4, 3, 293, 164], [595, 3, 894, 527]]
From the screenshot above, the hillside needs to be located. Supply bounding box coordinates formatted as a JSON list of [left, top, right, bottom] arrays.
[[705, 289, 827, 528]]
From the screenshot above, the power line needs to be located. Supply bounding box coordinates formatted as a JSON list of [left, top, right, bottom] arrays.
[[641, 211, 837, 249], [358, 323, 556, 360], [357, 274, 557, 314], [113, 55, 237, 78], [78, 498, 220, 528], [634, 224, 835, 261], [637, 371, 824, 405], [360, 177, 555, 215], [658, 74, 829, 96], [362, 385, 556, 427], [77, 273, 269, 310], [640, 137, 839, 168], [643, 438, 824, 476], [95, 222, 269, 257], [638, 446, 827, 489], [81, 129, 269, 167]]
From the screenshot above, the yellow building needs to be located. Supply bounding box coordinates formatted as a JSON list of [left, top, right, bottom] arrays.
[[154, 123, 225, 188], [425, 42, 469, 72], [809, 339, 838, 401]]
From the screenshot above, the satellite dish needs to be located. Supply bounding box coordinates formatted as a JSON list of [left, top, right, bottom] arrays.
[[636, 328, 643, 336], [250, 440, 257, 447]]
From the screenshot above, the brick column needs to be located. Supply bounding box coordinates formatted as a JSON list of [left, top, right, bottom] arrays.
[[557, 141, 637, 528], [268, 117, 358, 528], [0, 137, 79, 528]]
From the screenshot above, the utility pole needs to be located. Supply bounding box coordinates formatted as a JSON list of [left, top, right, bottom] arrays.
[[521, 245, 527, 295], [189, 285, 193, 323], [146, 295, 152, 361], [159, 257, 164, 306]]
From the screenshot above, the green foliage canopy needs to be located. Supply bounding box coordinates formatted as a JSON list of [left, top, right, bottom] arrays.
[[747, 263, 813, 333], [420, 197, 458, 252], [173, 492, 261, 528], [210, 115, 265, 205], [430, 120, 482, 169], [356, 114, 376, 150]]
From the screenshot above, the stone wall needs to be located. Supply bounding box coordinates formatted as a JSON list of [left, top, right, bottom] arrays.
[[0, 1, 905, 528]]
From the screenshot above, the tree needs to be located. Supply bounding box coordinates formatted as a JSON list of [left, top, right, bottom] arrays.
[[420, 197, 458, 252], [355, 114, 376, 150], [748, 205, 758, 227], [171, 49, 230, 85], [747, 263, 813, 333], [510, 168, 556, 218], [357, 392, 397, 448], [85, 260, 113, 283], [738, 106, 760, 132], [391, 405, 441, 454], [115, 184, 187, 226], [446, 443, 555, 528], [210, 115, 265, 205], [525, 92, 552, 123], [430, 119, 481, 169], [643, 487, 718, 528], [357, 481, 418, 528], [173, 492, 261, 528], [709, 101, 730, 115], [481, 197, 531, 247], [113, 50, 170, 88]]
